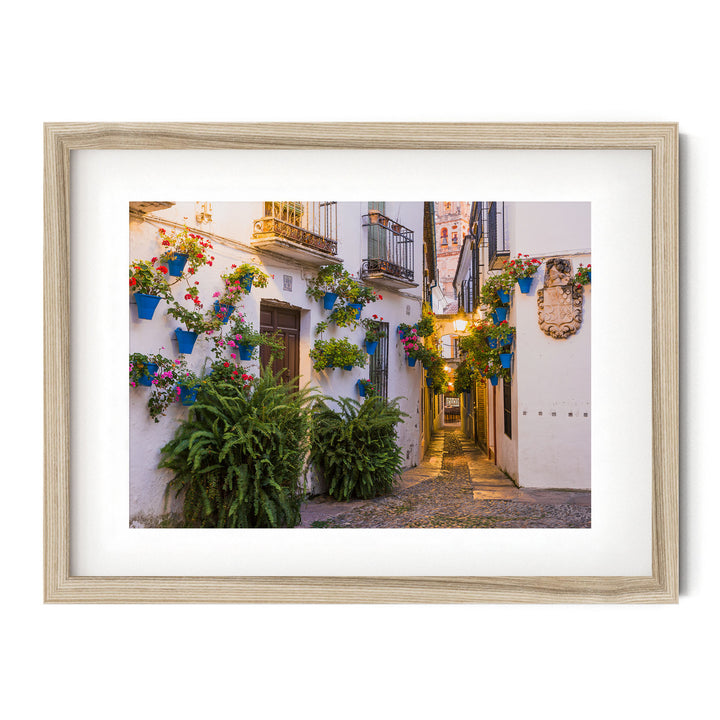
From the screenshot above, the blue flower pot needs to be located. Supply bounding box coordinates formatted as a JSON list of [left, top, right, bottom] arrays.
[[166, 253, 189, 277], [357, 380, 367, 397], [137, 363, 158, 387], [323, 292, 338, 310], [489, 375, 499, 386], [426, 377, 433, 388], [348, 303, 362, 320], [494, 306, 508, 323], [365, 340, 378, 356], [486, 337, 498, 349], [500, 352, 513, 369], [175, 328, 198, 354], [518, 276, 533, 294], [497, 288, 510, 304], [343, 365, 353, 371], [407, 356, 417, 367], [179, 386, 199, 406], [397, 326, 406, 338], [501, 333, 514, 347], [240, 274, 253, 292], [238, 344, 255, 361], [213, 301, 234, 324], [588, 271, 591, 283], [134, 293, 161, 320]]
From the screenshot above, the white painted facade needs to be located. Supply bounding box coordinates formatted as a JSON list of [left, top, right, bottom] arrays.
[[129, 202, 426, 522], [458, 202, 591, 490]]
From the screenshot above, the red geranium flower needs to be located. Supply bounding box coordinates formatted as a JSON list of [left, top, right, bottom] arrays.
[[224, 362, 230, 368], [129, 277, 137, 286], [157, 266, 168, 274]]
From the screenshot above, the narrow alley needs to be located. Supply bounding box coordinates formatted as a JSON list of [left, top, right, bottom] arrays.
[[300, 428, 591, 529]]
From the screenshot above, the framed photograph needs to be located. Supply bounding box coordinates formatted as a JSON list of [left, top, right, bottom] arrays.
[[44, 123, 678, 603]]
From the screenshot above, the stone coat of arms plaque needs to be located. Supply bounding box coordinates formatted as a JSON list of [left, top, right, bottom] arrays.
[[537, 258, 584, 339]]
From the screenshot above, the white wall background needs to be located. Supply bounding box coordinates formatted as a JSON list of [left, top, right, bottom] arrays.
[[3, 3, 715, 720]]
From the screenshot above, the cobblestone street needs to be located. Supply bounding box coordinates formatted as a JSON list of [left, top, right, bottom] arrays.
[[300, 428, 591, 528]]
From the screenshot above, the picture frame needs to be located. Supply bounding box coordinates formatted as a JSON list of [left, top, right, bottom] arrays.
[[44, 122, 678, 603]]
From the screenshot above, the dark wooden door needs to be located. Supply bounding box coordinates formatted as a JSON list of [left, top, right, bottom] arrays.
[[259, 303, 300, 383]]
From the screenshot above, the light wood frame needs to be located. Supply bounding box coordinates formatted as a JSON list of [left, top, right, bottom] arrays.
[[44, 123, 678, 603]]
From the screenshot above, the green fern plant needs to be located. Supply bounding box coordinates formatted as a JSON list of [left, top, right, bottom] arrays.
[[160, 368, 317, 528], [310, 396, 408, 501]]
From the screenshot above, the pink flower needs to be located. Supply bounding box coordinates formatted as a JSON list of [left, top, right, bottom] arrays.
[[213, 292, 221, 298], [230, 353, 236, 359]]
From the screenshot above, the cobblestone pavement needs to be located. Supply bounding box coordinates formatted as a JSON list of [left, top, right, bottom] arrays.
[[300, 429, 591, 529]]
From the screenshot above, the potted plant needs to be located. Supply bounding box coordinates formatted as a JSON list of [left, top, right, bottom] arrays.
[[416, 305, 436, 337], [226, 316, 284, 362], [487, 320, 515, 348], [356, 378, 375, 398], [399, 326, 422, 366], [129, 354, 187, 422], [362, 316, 387, 355], [176, 368, 208, 407], [574, 263, 592, 287], [157, 225, 215, 277], [129, 259, 173, 319], [129, 352, 172, 387], [397, 322, 414, 339], [224, 262, 271, 293], [480, 273, 511, 311], [338, 277, 379, 318], [166, 301, 219, 354], [309, 338, 367, 372], [306, 264, 347, 309], [503, 253, 542, 294]]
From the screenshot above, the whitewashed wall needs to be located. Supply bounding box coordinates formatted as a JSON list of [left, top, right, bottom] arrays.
[[496, 202, 591, 489], [129, 201, 425, 521]]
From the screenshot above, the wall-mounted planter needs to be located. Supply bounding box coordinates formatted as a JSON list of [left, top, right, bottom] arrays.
[[238, 344, 255, 361], [486, 337, 498, 349], [494, 307, 508, 323], [517, 277, 533, 294], [213, 301, 234, 324], [134, 293, 162, 320], [342, 364, 353, 371], [499, 352, 513, 369], [323, 292, 338, 310], [347, 303, 363, 320], [426, 377, 433, 388], [356, 380, 367, 397], [137, 363, 158, 386], [365, 340, 378, 356], [489, 375, 499, 386], [497, 288, 510, 304], [166, 253, 189, 277], [179, 386, 199, 406], [501, 333, 514, 347], [175, 328, 198, 354], [407, 356, 417, 367], [240, 274, 253, 292]]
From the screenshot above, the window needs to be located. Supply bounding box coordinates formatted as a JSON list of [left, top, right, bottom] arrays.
[[368, 321, 389, 399], [451, 231, 458, 244], [503, 379, 512, 438], [440, 227, 448, 245], [487, 201, 509, 267]]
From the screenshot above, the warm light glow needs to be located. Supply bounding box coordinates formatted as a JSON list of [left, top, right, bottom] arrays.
[[453, 318, 469, 333], [444, 366, 451, 372]]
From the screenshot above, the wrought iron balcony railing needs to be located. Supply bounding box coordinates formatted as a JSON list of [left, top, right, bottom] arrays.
[[252, 201, 338, 256], [361, 212, 415, 283]]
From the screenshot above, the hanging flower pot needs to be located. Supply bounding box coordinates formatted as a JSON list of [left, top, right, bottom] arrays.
[[365, 340, 378, 356], [501, 332, 514, 347], [494, 307, 508, 323], [166, 252, 189, 277], [497, 288, 510, 304], [347, 303, 363, 320], [238, 343, 255, 361], [213, 301, 235, 324], [517, 277, 533, 294], [407, 356, 417, 367], [137, 363, 159, 387], [175, 328, 198, 354], [426, 376, 433, 388], [323, 292, 338, 310], [179, 385, 199, 406], [134, 293, 162, 320], [489, 375, 499, 386], [240, 274, 253, 292], [343, 364, 353, 371], [356, 380, 367, 397], [486, 336, 498, 349], [500, 352, 513, 369]]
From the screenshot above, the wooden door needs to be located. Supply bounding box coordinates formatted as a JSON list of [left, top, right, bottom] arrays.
[[259, 303, 300, 383]]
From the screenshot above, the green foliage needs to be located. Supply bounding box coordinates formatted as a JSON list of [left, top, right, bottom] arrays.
[[309, 338, 367, 371], [161, 369, 317, 528], [479, 273, 511, 310], [305, 263, 346, 301], [310, 396, 408, 501], [416, 304, 436, 337], [129, 259, 173, 298], [454, 359, 475, 394], [361, 317, 387, 343], [574, 263, 591, 286]]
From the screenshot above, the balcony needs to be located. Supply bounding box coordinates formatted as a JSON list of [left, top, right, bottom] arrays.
[[360, 212, 417, 289], [251, 201, 341, 266]]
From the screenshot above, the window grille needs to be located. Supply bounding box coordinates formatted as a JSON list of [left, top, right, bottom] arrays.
[[503, 379, 512, 438], [368, 321, 389, 400]]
